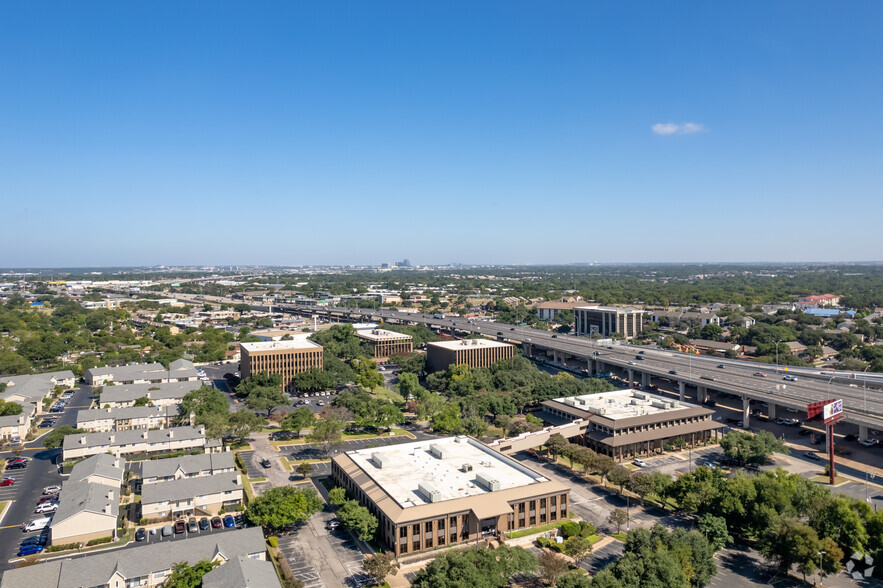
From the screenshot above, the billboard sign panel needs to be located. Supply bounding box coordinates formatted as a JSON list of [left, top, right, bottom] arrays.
[[823, 399, 843, 422]]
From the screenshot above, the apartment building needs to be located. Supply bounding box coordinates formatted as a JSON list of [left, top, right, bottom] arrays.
[[85, 359, 199, 386], [240, 339, 323, 393], [331, 436, 569, 557], [98, 380, 203, 408], [76, 405, 180, 432], [141, 472, 243, 519], [356, 328, 413, 358], [62, 425, 208, 461], [425, 339, 514, 373], [137, 452, 236, 486], [50, 455, 125, 546]]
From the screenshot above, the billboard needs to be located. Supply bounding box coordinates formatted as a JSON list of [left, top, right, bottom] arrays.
[[823, 399, 843, 422]]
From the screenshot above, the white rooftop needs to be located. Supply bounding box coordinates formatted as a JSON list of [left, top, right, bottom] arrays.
[[552, 389, 695, 420], [240, 339, 321, 352], [355, 329, 413, 341], [427, 339, 513, 350], [574, 306, 642, 313], [347, 436, 547, 508]]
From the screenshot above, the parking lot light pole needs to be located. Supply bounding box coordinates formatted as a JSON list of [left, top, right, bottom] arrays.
[[818, 551, 825, 587]]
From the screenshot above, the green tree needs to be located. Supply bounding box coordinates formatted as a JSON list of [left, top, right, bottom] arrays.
[[43, 426, 85, 449], [281, 406, 316, 437], [720, 430, 789, 466], [246, 386, 290, 417], [133, 396, 152, 407], [758, 517, 820, 575], [626, 471, 655, 503], [295, 462, 313, 478], [607, 465, 631, 494], [563, 535, 593, 563], [307, 418, 345, 457], [809, 496, 869, 555], [410, 545, 537, 588], [608, 508, 628, 533], [545, 433, 568, 461], [236, 370, 283, 397], [431, 402, 462, 433], [462, 416, 489, 438], [179, 386, 229, 420], [163, 559, 220, 588], [698, 514, 732, 552], [0, 400, 23, 416], [363, 552, 398, 586], [416, 392, 445, 420], [245, 486, 323, 530], [538, 550, 569, 586], [556, 571, 592, 588], [353, 356, 384, 389], [338, 500, 378, 541], [328, 487, 347, 507], [226, 410, 264, 442]]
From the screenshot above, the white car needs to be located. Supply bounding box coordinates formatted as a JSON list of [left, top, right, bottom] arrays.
[[35, 503, 58, 514], [632, 458, 647, 467], [42, 486, 61, 495], [860, 439, 879, 447], [700, 461, 716, 468]]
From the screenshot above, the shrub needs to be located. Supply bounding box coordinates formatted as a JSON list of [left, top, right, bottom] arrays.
[[578, 521, 596, 538], [268, 536, 279, 548], [560, 521, 581, 538], [139, 518, 148, 525], [46, 542, 79, 552], [86, 536, 112, 546], [219, 509, 226, 515]]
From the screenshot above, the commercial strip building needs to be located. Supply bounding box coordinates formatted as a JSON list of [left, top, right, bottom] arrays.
[[537, 389, 723, 461], [141, 472, 244, 519], [50, 454, 125, 546], [331, 436, 570, 557], [76, 404, 181, 432], [425, 339, 514, 373], [240, 339, 324, 393], [62, 425, 211, 461], [98, 380, 203, 408], [356, 328, 413, 358], [84, 359, 199, 386], [0, 527, 270, 588], [574, 306, 643, 340]]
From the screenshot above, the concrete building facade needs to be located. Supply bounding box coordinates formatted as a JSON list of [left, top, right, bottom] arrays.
[[331, 436, 569, 557], [240, 340, 324, 393], [356, 329, 413, 358], [574, 306, 643, 340], [425, 339, 514, 373]]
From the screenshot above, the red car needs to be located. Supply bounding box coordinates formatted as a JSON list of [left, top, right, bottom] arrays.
[[0, 478, 14, 487], [38, 495, 59, 504]]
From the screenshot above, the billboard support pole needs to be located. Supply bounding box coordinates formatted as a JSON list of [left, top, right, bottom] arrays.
[[828, 422, 836, 485]]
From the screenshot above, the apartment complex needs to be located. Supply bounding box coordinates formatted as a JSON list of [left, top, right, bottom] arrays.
[[85, 359, 199, 386], [76, 405, 180, 432], [425, 339, 514, 373], [331, 436, 570, 557], [0, 528, 269, 588], [240, 339, 323, 393], [50, 454, 125, 546], [138, 452, 236, 485], [356, 328, 413, 357], [62, 425, 209, 460], [141, 472, 243, 519], [98, 380, 203, 408], [538, 389, 723, 460], [574, 306, 643, 340]]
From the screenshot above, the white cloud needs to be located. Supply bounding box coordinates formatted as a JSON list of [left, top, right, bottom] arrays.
[[652, 122, 706, 135]]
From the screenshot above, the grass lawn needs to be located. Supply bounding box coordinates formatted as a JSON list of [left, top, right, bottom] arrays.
[[504, 514, 577, 539], [810, 474, 851, 485], [0, 501, 9, 524], [40, 528, 135, 558], [611, 532, 628, 542], [373, 387, 404, 404]]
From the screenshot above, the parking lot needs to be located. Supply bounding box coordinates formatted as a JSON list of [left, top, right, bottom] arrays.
[[281, 436, 415, 461], [134, 515, 247, 545], [237, 451, 268, 479]]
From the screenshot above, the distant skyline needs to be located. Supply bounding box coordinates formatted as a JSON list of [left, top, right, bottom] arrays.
[[2, 1, 881, 266]]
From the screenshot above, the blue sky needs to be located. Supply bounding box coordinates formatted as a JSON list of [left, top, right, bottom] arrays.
[[1, 1, 881, 267]]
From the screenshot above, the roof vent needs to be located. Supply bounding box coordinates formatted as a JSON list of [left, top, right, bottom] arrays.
[[461, 463, 473, 472]]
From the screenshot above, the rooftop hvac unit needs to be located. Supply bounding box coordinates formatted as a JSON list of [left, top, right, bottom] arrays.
[[456, 435, 469, 444], [472, 339, 478, 345], [418, 481, 442, 503], [461, 463, 473, 472], [632, 392, 647, 400], [371, 452, 391, 469], [564, 399, 577, 407], [651, 400, 667, 409], [588, 407, 607, 416], [429, 443, 450, 459], [475, 471, 501, 492]]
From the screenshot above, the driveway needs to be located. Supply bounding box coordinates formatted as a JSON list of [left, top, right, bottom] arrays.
[[281, 435, 415, 462]]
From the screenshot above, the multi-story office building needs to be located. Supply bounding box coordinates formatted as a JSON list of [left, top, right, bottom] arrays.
[[425, 339, 514, 373], [355, 329, 413, 358], [331, 436, 569, 557], [240, 339, 324, 393], [574, 306, 643, 340]]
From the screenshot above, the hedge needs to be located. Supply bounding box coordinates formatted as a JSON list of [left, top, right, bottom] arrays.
[[46, 542, 79, 552], [86, 536, 112, 546], [268, 536, 279, 548]]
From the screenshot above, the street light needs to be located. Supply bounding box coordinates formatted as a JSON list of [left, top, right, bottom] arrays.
[[818, 551, 826, 586], [775, 340, 782, 375], [864, 365, 870, 412]]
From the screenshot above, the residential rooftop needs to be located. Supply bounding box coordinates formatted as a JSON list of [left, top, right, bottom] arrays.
[[548, 389, 698, 421], [68, 453, 126, 485], [355, 328, 413, 341], [63, 425, 206, 452], [141, 471, 241, 504], [240, 339, 321, 352], [346, 436, 548, 509], [51, 480, 118, 527], [202, 554, 282, 588], [426, 338, 512, 351], [76, 404, 179, 426], [139, 452, 235, 480], [99, 381, 203, 404]]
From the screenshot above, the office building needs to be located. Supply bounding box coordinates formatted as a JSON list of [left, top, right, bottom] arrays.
[[425, 339, 514, 373], [574, 306, 643, 340], [356, 329, 413, 358], [331, 436, 569, 557], [240, 339, 324, 393]]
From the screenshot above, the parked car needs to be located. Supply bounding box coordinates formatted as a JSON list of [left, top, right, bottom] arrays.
[[223, 515, 235, 528], [199, 517, 210, 530], [260, 458, 272, 468], [804, 452, 822, 461], [6, 457, 27, 465], [43, 486, 61, 495], [161, 524, 173, 537], [211, 517, 223, 529], [234, 515, 244, 528], [18, 544, 44, 556], [7, 462, 27, 470], [20, 535, 47, 547], [725, 418, 739, 424], [35, 503, 59, 514], [700, 461, 716, 468], [703, 399, 716, 407], [0, 478, 14, 487], [23, 518, 52, 533], [174, 519, 186, 534], [632, 458, 647, 467], [669, 370, 678, 375], [798, 429, 812, 436], [38, 495, 59, 504], [188, 518, 199, 533], [38, 420, 55, 428], [717, 364, 725, 369], [326, 519, 341, 530], [135, 528, 147, 542]]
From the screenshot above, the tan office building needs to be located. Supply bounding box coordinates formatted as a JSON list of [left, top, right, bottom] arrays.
[[356, 329, 413, 358], [331, 436, 569, 557], [426, 339, 514, 373], [240, 339, 324, 393], [574, 306, 643, 340]]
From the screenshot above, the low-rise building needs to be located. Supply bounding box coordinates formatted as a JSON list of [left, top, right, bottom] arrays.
[[575, 306, 643, 340], [331, 436, 570, 557], [63, 425, 209, 461], [141, 472, 243, 519], [85, 359, 199, 386], [0, 527, 267, 588], [0, 413, 30, 443], [50, 455, 125, 546], [202, 554, 282, 588], [535, 297, 586, 321], [0, 370, 76, 418], [240, 339, 324, 394], [425, 339, 514, 373], [68, 453, 126, 488], [76, 405, 181, 432], [98, 380, 203, 408], [356, 328, 413, 358], [797, 294, 841, 309], [689, 339, 743, 354], [138, 452, 236, 486]]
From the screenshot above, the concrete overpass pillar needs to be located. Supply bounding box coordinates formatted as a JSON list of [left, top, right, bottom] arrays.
[[587, 359, 595, 375], [678, 381, 686, 401], [697, 386, 707, 404], [597, 361, 605, 373], [742, 397, 750, 428], [552, 350, 559, 364], [859, 424, 869, 442], [641, 372, 650, 388], [768, 404, 777, 419], [627, 369, 634, 386]]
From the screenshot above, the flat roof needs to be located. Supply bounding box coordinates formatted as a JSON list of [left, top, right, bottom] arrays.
[[426, 339, 513, 351], [240, 339, 321, 352], [355, 329, 413, 341], [346, 436, 547, 509], [574, 306, 642, 313], [548, 389, 696, 421]]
